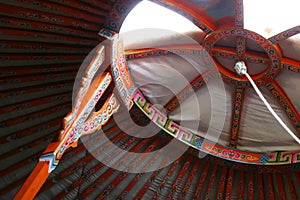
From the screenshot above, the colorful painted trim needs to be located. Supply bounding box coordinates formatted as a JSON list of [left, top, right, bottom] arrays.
[[267, 150, 300, 164], [281, 57, 300, 73], [98, 28, 118, 40], [269, 25, 300, 43], [235, 0, 243, 28], [112, 40, 137, 110], [212, 46, 270, 65], [236, 36, 246, 58], [63, 45, 105, 131], [73, 93, 120, 138], [39, 153, 59, 173], [266, 82, 300, 133], [126, 48, 202, 60], [133, 89, 269, 164], [57, 73, 114, 158], [99, 28, 136, 109], [229, 87, 244, 147]]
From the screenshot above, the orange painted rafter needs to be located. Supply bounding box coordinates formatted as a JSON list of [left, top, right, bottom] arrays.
[[247, 172, 255, 199], [237, 171, 245, 199], [229, 86, 245, 147], [125, 45, 202, 60], [150, 0, 216, 33], [212, 46, 270, 64], [14, 93, 120, 200], [266, 81, 300, 134], [125, 45, 200, 54], [224, 168, 235, 199], [235, 0, 244, 28], [281, 57, 300, 73], [236, 36, 246, 59], [14, 45, 121, 199], [269, 25, 300, 43], [14, 162, 50, 200], [164, 70, 211, 112]]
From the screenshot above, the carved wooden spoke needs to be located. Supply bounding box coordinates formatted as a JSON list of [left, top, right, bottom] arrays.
[[266, 81, 300, 134], [164, 70, 211, 112], [236, 36, 246, 59], [15, 46, 120, 199], [269, 25, 300, 43], [281, 57, 300, 73], [212, 46, 270, 65], [125, 46, 202, 60], [229, 86, 245, 148], [235, 0, 245, 59], [235, 0, 243, 28]]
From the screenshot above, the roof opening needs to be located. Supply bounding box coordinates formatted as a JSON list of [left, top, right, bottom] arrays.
[[120, 0, 200, 34]]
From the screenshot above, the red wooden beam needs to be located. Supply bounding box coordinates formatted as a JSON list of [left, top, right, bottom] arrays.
[[216, 167, 227, 199], [81, 138, 151, 199], [204, 165, 218, 199], [125, 45, 202, 60], [1, 28, 98, 46], [0, 118, 64, 144], [0, 64, 81, 78], [247, 171, 254, 199], [53, 132, 131, 198], [96, 138, 162, 200], [14, 64, 118, 198], [266, 174, 275, 199], [164, 70, 211, 112], [193, 162, 210, 199], [212, 46, 270, 65], [117, 139, 169, 199], [236, 36, 246, 59], [0, 92, 71, 117], [224, 168, 235, 199], [266, 81, 300, 134], [7, 0, 108, 18], [235, 0, 244, 28], [151, 155, 187, 199], [237, 171, 245, 199], [229, 87, 245, 147], [276, 174, 287, 199], [0, 16, 98, 40], [285, 175, 298, 200], [166, 155, 194, 198], [257, 173, 265, 199], [179, 157, 201, 200], [269, 25, 300, 43], [133, 158, 170, 199], [281, 57, 300, 73]]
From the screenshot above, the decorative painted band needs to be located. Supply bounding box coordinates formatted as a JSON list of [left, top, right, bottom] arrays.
[[133, 89, 269, 164], [132, 89, 300, 165], [56, 73, 113, 158], [111, 40, 137, 110]]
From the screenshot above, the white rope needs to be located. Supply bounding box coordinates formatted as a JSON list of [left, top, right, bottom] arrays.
[[234, 61, 300, 144], [244, 72, 300, 145]]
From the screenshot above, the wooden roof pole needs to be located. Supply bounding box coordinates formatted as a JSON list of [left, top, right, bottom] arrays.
[[14, 45, 121, 199]]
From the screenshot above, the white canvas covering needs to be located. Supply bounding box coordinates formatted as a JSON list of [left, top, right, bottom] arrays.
[[122, 29, 300, 152]]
